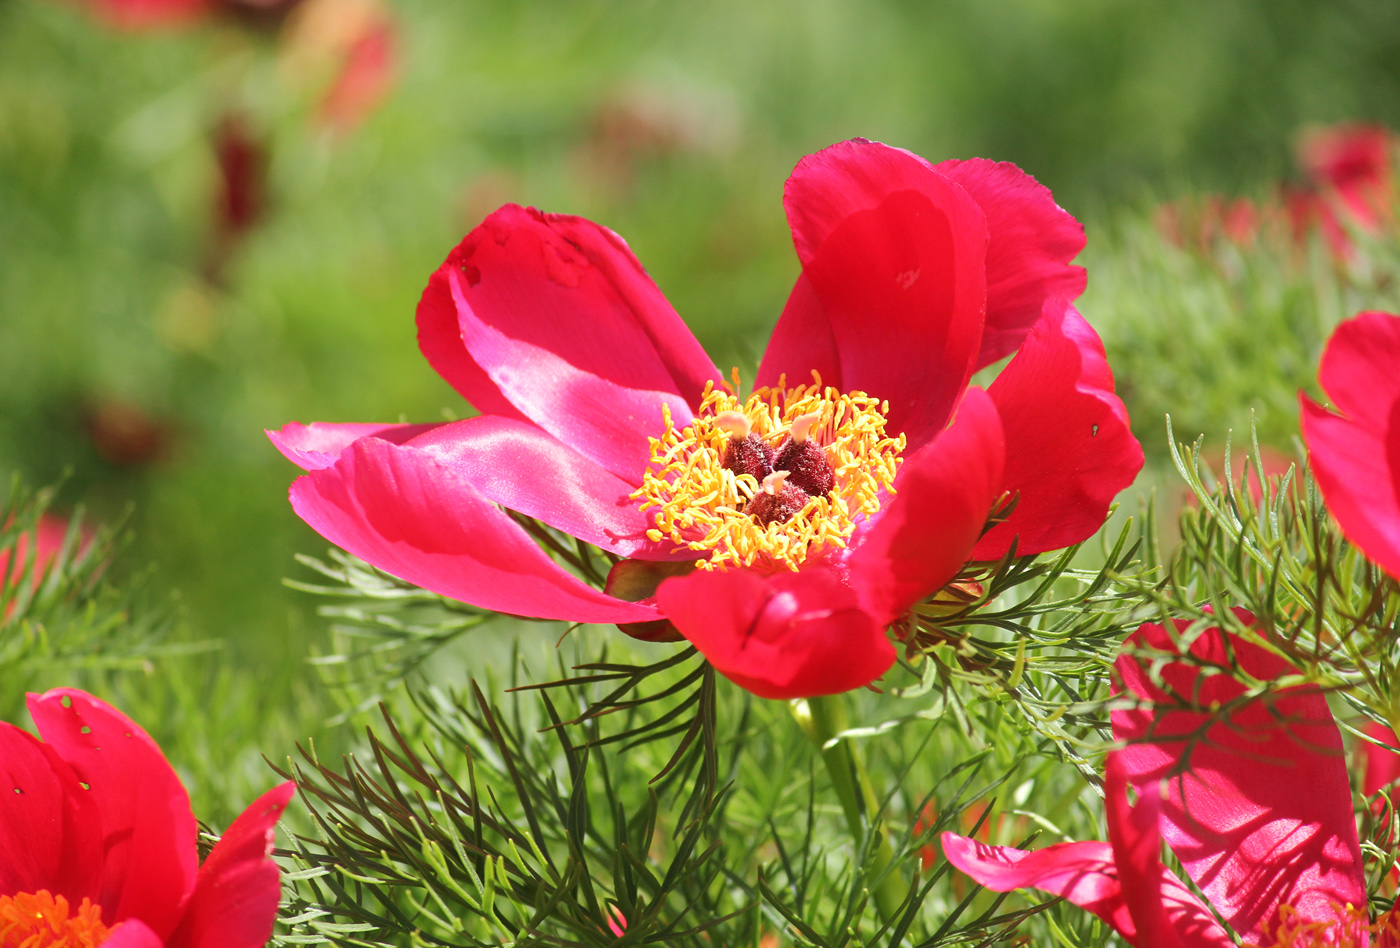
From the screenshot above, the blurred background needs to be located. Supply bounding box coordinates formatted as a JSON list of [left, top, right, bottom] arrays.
[[3, 0, 1400, 689]]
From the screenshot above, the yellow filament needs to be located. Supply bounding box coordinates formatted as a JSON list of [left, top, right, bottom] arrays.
[[633, 371, 905, 572]]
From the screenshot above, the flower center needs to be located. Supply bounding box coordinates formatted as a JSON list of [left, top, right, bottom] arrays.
[[634, 372, 905, 572], [0, 891, 113, 948]]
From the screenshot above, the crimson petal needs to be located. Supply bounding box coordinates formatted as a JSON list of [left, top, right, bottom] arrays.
[[1112, 616, 1365, 943], [290, 436, 659, 624], [974, 299, 1142, 559], [760, 139, 988, 452], [0, 723, 103, 901], [1300, 311, 1400, 580], [655, 566, 893, 700], [27, 689, 198, 940], [427, 205, 722, 479], [267, 421, 445, 471], [848, 387, 1003, 625], [933, 158, 1087, 370], [402, 416, 692, 559], [167, 782, 295, 948]]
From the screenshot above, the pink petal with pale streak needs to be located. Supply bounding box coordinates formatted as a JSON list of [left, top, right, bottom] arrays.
[[27, 689, 198, 940], [167, 783, 295, 948], [758, 139, 988, 454], [655, 566, 893, 700], [267, 421, 446, 471], [974, 298, 1142, 560], [426, 205, 722, 479], [847, 387, 1004, 625], [1112, 616, 1365, 944], [0, 723, 103, 900], [933, 158, 1087, 371], [403, 416, 693, 559], [290, 436, 658, 624], [1364, 722, 1400, 797], [1300, 311, 1400, 580]]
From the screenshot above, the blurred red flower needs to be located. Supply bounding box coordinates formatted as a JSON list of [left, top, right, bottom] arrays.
[[0, 688, 294, 948], [270, 139, 1142, 700], [946, 616, 1381, 947], [1300, 311, 1400, 580]]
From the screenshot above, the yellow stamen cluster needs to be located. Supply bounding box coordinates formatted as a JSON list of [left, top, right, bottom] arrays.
[[1249, 903, 1400, 948], [0, 891, 112, 948], [633, 371, 905, 572]]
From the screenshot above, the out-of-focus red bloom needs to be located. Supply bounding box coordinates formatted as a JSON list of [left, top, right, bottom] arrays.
[[280, 0, 397, 133], [269, 139, 1142, 700], [0, 516, 82, 586], [0, 688, 294, 948], [69, 0, 302, 30], [945, 616, 1381, 947], [1298, 123, 1395, 232], [1156, 196, 1261, 254], [315, 12, 394, 132], [1300, 311, 1400, 581], [0, 516, 94, 622], [605, 905, 625, 938], [71, 0, 212, 29]]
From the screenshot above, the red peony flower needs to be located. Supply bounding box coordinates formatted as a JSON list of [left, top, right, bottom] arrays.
[[0, 688, 294, 948], [1298, 123, 1395, 232], [1300, 311, 1400, 581], [269, 139, 1143, 700], [944, 616, 1379, 947]]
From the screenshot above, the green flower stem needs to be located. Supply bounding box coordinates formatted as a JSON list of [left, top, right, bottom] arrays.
[[801, 693, 907, 924]]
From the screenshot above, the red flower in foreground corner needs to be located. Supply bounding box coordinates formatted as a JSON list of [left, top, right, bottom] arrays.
[[945, 615, 1389, 947], [268, 138, 1143, 699], [0, 689, 294, 948], [1300, 311, 1400, 581]]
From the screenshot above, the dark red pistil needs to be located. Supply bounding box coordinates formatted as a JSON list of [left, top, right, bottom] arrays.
[[774, 438, 834, 497], [723, 433, 775, 481], [745, 479, 811, 526]]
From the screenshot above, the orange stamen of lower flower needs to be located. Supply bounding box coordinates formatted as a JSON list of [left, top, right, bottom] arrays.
[[634, 371, 905, 572], [0, 891, 113, 948]]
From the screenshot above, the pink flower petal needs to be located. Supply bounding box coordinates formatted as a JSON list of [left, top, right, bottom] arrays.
[[942, 837, 1136, 938], [847, 387, 1004, 625], [760, 139, 988, 452], [290, 435, 660, 624], [422, 205, 722, 478], [974, 299, 1142, 559], [655, 566, 894, 699], [267, 421, 445, 471], [933, 158, 1087, 370], [167, 783, 295, 948], [1112, 617, 1365, 943], [27, 689, 198, 939], [403, 416, 692, 559], [1300, 311, 1400, 580], [0, 723, 103, 900]]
